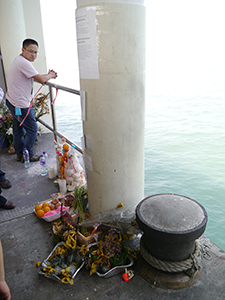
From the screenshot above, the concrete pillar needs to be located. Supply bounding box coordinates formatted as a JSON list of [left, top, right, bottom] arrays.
[[22, 0, 51, 131], [0, 0, 51, 132], [0, 0, 26, 81], [76, 0, 146, 215], [22, 0, 48, 77]]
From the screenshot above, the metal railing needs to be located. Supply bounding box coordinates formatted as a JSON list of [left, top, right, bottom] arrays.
[[37, 81, 83, 154]]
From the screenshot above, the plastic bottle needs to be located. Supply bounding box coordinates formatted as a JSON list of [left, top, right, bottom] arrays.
[[43, 151, 48, 166], [40, 155, 47, 176], [23, 148, 30, 168]]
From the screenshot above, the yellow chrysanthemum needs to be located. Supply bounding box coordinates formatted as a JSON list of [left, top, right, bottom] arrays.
[[90, 260, 100, 275], [34, 261, 43, 268], [43, 265, 57, 276], [80, 245, 88, 256]]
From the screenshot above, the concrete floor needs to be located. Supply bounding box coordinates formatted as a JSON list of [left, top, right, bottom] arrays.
[[0, 133, 225, 300]]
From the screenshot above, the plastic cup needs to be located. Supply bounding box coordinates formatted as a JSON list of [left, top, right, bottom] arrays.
[[58, 179, 67, 194]]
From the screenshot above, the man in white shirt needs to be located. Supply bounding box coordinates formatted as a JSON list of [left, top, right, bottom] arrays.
[[6, 38, 57, 162]]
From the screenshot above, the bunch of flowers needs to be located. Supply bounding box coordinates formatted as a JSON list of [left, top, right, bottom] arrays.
[[32, 92, 50, 136], [32, 92, 50, 121], [0, 104, 13, 147], [81, 228, 129, 275], [34, 232, 82, 285]]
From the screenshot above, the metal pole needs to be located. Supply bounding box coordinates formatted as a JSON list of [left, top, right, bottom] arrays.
[[45, 82, 80, 96], [37, 119, 83, 154], [48, 86, 57, 142]]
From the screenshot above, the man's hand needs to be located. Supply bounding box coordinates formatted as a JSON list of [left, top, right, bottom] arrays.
[[48, 69, 58, 79], [33, 69, 58, 84]]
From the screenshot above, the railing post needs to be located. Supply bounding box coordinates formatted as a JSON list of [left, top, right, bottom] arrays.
[[36, 82, 82, 153], [48, 86, 58, 142]]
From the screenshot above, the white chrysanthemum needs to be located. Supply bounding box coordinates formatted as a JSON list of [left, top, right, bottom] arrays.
[[6, 127, 13, 135]]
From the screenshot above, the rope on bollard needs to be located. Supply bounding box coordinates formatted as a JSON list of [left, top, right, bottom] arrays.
[[140, 236, 202, 277]]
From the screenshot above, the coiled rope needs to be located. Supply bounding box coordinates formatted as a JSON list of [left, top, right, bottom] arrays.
[[140, 235, 202, 277]]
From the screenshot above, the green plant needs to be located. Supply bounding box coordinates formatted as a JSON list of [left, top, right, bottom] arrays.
[[74, 186, 88, 236]]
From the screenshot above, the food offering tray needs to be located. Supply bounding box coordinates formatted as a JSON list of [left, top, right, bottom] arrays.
[[34, 200, 70, 222], [36, 242, 85, 284]]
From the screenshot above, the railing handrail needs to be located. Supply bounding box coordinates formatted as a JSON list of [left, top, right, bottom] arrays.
[[37, 82, 83, 155], [45, 81, 80, 96]]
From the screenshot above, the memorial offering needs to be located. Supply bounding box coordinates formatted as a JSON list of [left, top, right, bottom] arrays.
[[34, 198, 69, 222], [54, 139, 86, 191], [34, 188, 139, 283]]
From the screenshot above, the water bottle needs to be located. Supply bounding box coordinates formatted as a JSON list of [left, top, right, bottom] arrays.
[[23, 148, 30, 168], [43, 151, 48, 166], [40, 155, 47, 176]]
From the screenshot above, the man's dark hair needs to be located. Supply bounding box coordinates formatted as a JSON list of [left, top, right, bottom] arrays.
[[23, 39, 39, 48]]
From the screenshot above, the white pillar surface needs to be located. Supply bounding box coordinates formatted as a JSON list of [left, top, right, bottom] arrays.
[[0, 0, 26, 81], [0, 0, 51, 132], [76, 0, 146, 215]]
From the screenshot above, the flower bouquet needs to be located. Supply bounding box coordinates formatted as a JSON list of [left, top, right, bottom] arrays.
[[81, 228, 133, 277], [34, 232, 84, 284], [0, 103, 14, 152], [32, 92, 50, 136], [32, 92, 50, 121]]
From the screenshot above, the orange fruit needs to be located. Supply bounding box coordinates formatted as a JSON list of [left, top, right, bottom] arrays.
[[35, 204, 42, 212], [36, 210, 44, 218], [42, 202, 50, 208], [43, 206, 51, 213], [63, 144, 69, 151]]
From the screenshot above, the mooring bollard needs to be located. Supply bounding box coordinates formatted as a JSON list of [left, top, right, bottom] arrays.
[[136, 193, 208, 289]]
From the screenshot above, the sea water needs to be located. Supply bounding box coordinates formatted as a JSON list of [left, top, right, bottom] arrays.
[[55, 74, 225, 251], [144, 78, 225, 251]]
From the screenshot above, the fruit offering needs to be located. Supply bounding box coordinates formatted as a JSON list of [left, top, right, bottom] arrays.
[[35, 199, 65, 219]]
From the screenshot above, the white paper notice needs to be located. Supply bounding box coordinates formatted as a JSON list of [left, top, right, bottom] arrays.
[[84, 152, 93, 172], [80, 90, 86, 120], [76, 7, 99, 79], [81, 136, 86, 151]]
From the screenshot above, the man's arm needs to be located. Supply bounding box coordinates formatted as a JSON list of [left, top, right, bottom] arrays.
[[33, 69, 57, 84]]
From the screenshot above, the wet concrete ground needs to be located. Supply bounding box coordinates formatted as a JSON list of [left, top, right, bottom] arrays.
[[0, 133, 225, 300]]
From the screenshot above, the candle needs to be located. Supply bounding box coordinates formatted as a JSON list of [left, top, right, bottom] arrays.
[[48, 166, 55, 179], [58, 179, 67, 194]]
